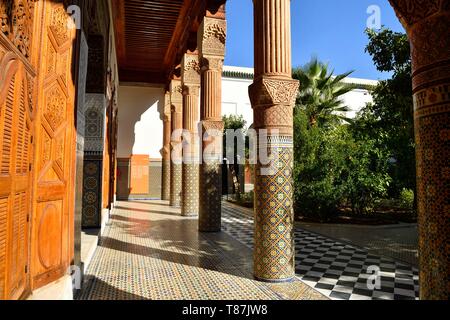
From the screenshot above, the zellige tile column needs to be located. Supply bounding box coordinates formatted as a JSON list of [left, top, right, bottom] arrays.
[[249, 0, 299, 282], [197, 13, 227, 232], [181, 53, 201, 216], [389, 0, 450, 300], [161, 91, 171, 201], [170, 79, 183, 207]]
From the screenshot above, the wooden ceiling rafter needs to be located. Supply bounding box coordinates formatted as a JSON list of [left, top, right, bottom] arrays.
[[112, 0, 226, 85]]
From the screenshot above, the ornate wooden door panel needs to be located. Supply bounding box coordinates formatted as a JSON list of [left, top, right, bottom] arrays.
[[0, 53, 34, 300], [31, 1, 76, 289], [0, 0, 37, 300]]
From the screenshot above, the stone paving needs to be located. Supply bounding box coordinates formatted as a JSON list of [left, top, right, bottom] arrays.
[[78, 200, 325, 300]]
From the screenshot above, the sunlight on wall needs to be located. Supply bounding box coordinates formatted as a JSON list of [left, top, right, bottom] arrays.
[[133, 103, 163, 158], [117, 86, 164, 159]]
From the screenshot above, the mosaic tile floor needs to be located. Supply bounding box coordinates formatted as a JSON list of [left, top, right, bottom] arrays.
[[297, 222, 418, 266], [222, 202, 420, 301], [77, 201, 325, 300]]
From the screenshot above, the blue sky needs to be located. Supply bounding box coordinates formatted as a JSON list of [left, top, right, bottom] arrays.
[[225, 0, 405, 80]]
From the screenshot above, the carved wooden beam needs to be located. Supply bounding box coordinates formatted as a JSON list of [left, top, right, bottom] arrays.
[[111, 0, 126, 69], [164, 0, 205, 85]]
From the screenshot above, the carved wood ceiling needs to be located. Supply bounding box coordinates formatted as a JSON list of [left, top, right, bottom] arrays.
[[112, 0, 205, 85]]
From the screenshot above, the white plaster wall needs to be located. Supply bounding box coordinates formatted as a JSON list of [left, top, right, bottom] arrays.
[[221, 71, 378, 124], [341, 88, 374, 119], [222, 77, 254, 128], [117, 85, 164, 159]]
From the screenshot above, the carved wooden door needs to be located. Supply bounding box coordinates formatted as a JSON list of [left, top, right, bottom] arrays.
[[31, 1, 76, 290], [0, 54, 34, 300], [0, 0, 36, 300]]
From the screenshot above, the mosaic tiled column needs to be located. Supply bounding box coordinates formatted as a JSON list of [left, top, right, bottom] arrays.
[[197, 12, 227, 232], [170, 80, 183, 208], [389, 0, 450, 300], [161, 92, 171, 201], [248, 0, 299, 282], [181, 53, 201, 216]]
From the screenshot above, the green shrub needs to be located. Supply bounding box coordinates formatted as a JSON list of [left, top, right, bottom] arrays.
[[399, 188, 414, 210], [293, 109, 393, 218], [293, 111, 348, 220], [344, 137, 392, 215]]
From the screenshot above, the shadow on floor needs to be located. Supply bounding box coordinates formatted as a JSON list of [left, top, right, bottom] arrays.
[[113, 205, 183, 217], [77, 276, 147, 300], [100, 206, 254, 280], [123, 201, 171, 208]]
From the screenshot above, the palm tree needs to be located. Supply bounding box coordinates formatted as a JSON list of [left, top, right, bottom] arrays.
[[293, 58, 355, 128]]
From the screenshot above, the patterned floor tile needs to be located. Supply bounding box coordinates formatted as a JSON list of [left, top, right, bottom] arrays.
[[77, 200, 325, 300], [221, 202, 420, 301]]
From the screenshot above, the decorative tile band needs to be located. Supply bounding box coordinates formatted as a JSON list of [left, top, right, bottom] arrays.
[[182, 163, 199, 216], [414, 110, 449, 299], [161, 160, 170, 201], [82, 158, 102, 228], [170, 163, 182, 207], [254, 139, 295, 282], [199, 163, 222, 232]]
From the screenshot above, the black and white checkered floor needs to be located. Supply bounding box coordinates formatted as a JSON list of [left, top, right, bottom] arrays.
[[222, 203, 420, 300]]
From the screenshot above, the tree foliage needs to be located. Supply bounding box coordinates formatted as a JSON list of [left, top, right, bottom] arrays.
[[353, 28, 415, 196], [293, 40, 413, 218], [293, 58, 355, 128]]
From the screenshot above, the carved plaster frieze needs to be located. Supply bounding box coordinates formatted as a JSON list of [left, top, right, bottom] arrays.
[[170, 79, 183, 104], [200, 56, 224, 72], [182, 54, 201, 85], [198, 17, 227, 58], [249, 77, 299, 108], [163, 91, 172, 118], [201, 120, 224, 132], [182, 84, 200, 97], [171, 103, 182, 115]]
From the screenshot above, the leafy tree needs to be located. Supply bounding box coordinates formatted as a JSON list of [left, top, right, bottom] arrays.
[[294, 108, 392, 218], [222, 115, 247, 197], [293, 109, 348, 220], [353, 28, 415, 198], [222, 114, 247, 132], [292, 58, 355, 128], [343, 136, 392, 215]]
